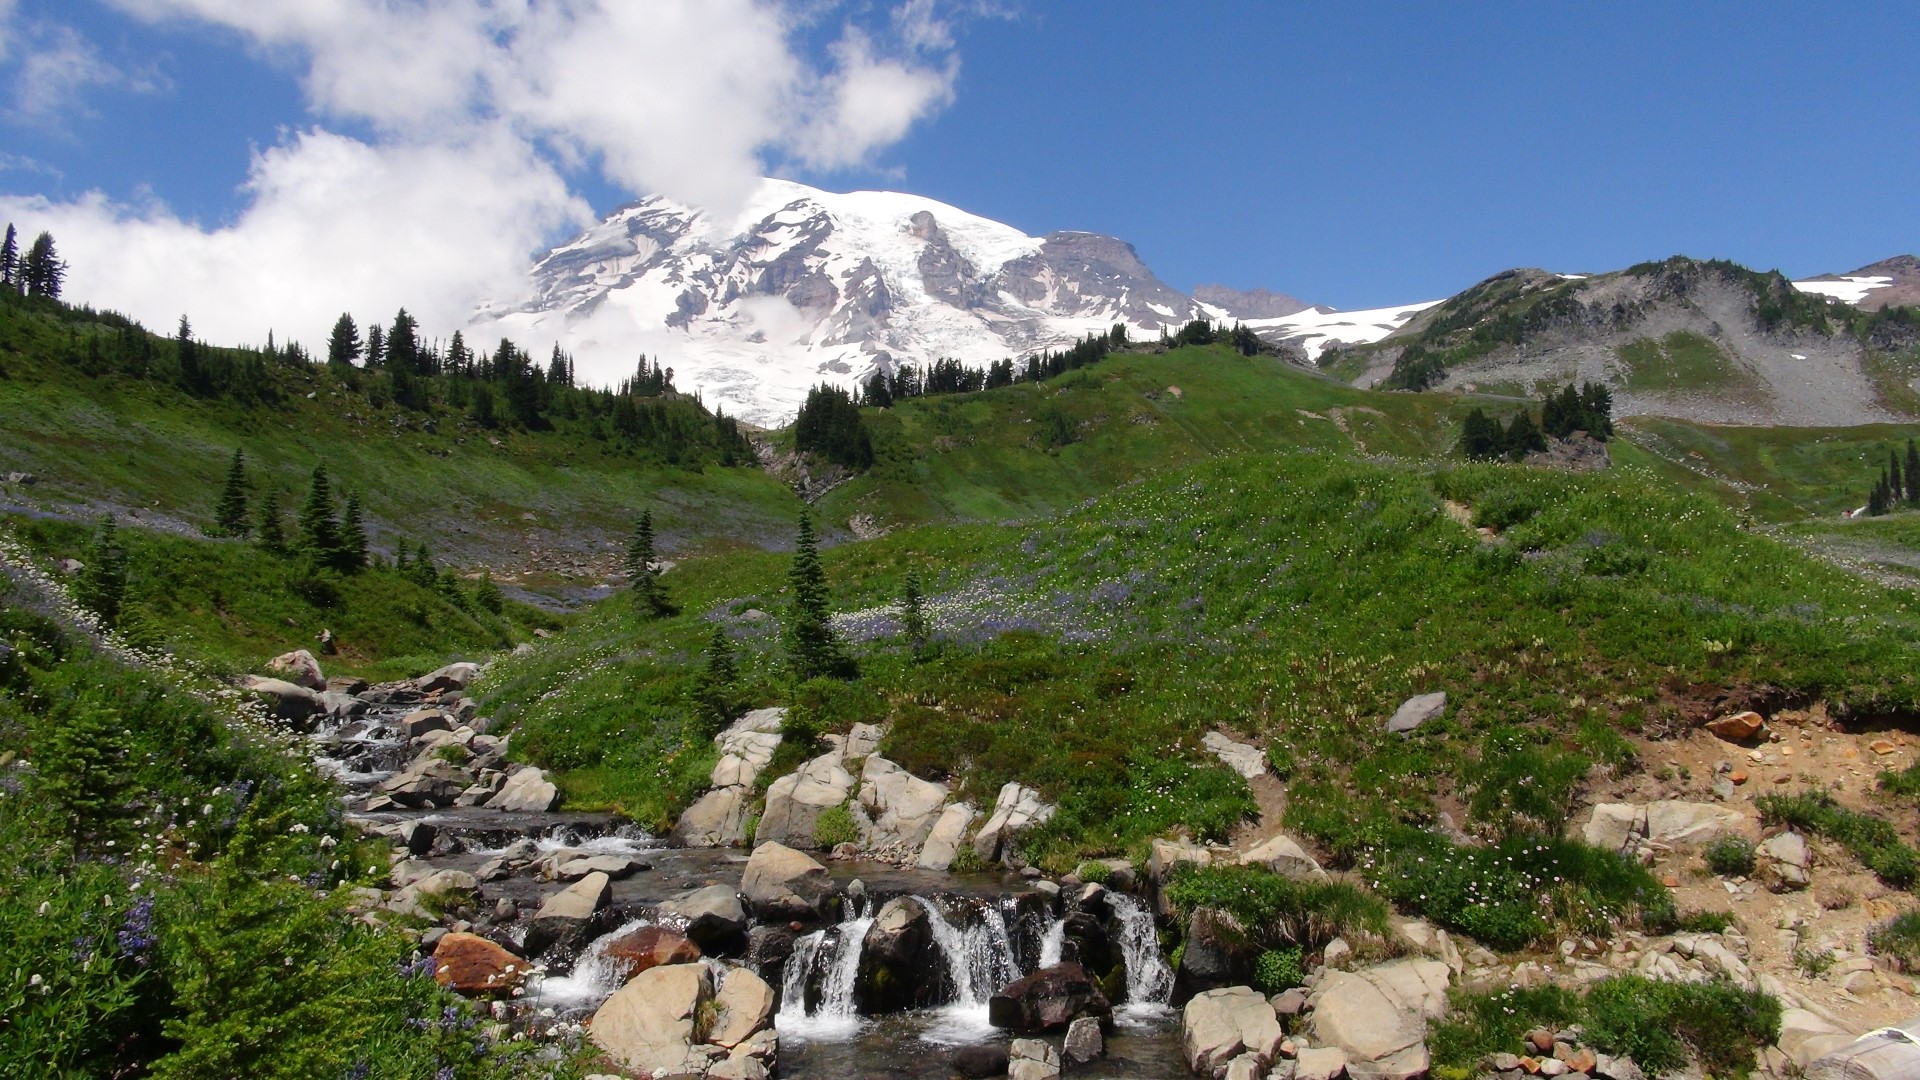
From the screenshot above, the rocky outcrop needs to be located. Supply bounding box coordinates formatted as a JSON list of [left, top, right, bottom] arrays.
[[856, 897, 939, 1013], [590, 962, 714, 1076], [675, 787, 753, 849], [857, 756, 949, 854], [740, 841, 832, 921], [916, 802, 978, 871], [973, 782, 1056, 865], [1182, 986, 1284, 1077], [988, 962, 1113, 1034], [432, 932, 526, 996], [1308, 959, 1451, 1080], [486, 767, 561, 812], [677, 709, 787, 848], [1583, 800, 1753, 854], [757, 743, 855, 849]]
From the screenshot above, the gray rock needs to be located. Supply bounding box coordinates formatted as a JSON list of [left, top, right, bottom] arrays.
[[524, 871, 611, 957], [1009, 1037, 1061, 1080], [588, 962, 714, 1076], [1240, 833, 1328, 880], [1182, 986, 1284, 1076], [398, 819, 437, 857], [658, 884, 748, 951], [240, 676, 324, 730], [1202, 731, 1268, 779], [915, 802, 978, 871], [486, 767, 560, 812], [417, 662, 481, 693], [1308, 959, 1451, 1080], [757, 748, 855, 848], [674, 786, 752, 848], [1385, 692, 1447, 734], [266, 648, 327, 690], [973, 781, 1056, 864], [740, 841, 832, 920], [400, 708, 451, 739], [1064, 1015, 1105, 1063], [858, 755, 949, 852]]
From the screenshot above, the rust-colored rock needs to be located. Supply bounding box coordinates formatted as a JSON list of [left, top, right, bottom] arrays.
[[433, 932, 526, 996], [1872, 739, 1899, 756], [1729, 771, 1749, 785], [1706, 711, 1765, 742], [1566, 1047, 1596, 1074], [601, 925, 702, 982]]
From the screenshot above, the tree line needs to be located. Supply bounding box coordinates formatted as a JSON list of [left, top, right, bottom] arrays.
[[1865, 438, 1920, 517], [0, 223, 65, 300], [1457, 382, 1614, 461]]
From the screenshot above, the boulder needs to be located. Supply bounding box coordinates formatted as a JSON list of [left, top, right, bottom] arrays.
[[320, 690, 368, 721], [855, 897, 939, 1013], [400, 708, 451, 739], [389, 869, 477, 918], [1182, 986, 1284, 1077], [973, 782, 1057, 864], [1064, 1015, 1105, 1064], [844, 722, 885, 760], [1296, 1046, 1351, 1080], [1239, 833, 1327, 880], [589, 962, 714, 1076], [675, 786, 753, 847], [602, 925, 702, 982], [916, 802, 979, 871], [756, 749, 855, 848], [417, 662, 481, 693], [710, 708, 786, 788], [240, 676, 324, 729], [554, 854, 648, 881], [740, 842, 832, 921], [1178, 908, 1251, 997], [486, 767, 561, 812], [267, 649, 327, 691], [379, 761, 468, 809], [1308, 960, 1450, 1080], [1760, 831, 1812, 891], [1707, 711, 1767, 742], [1805, 1021, 1920, 1080], [327, 675, 370, 695], [1778, 1008, 1854, 1069], [708, 1058, 769, 1080], [398, 819, 437, 857], [989, 962, 1113, 1034], [432, 932, 526, 996], [1202, 732, 1268, 779], [954, 1045, 1012, 1078], [659, 884, 750, 952], [1009, 1037, 1062, 1080], [524, 871, 611, 957], [708, 966, 776, 1049], [1583, 801, 1751, 851], [1385, 692, 1446, 734], [858, 756, 950, 852]]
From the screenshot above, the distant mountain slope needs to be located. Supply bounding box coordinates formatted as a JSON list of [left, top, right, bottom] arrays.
[[1796, 255, 1920, 311], [1323, 257, 1920, 427]]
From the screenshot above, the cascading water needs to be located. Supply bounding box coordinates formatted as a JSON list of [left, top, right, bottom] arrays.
[[917, 897, 1020, 1043], [778, 899, 873, 1040], [1109, 893, 1174, 1016], [1037, 917, 1067, 969], [530, 917, 647, 1013]]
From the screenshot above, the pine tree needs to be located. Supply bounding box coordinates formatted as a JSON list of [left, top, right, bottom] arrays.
[[255, 490, 286, 553], [1907, 438, 1919, 505], [1501, 412, 1547, 461], [339, 491, 369, 571], [1892, 450, 1905, 512], [386, 308, 419, 375], [692, 625, 738, 735], [1456, 408, 1501, 460], [176, 314, 203, 393], [785, 509, 853, 681], [76, 516, 129, 629], [626, 511, 674, 617], [35, 700, 137, 854], [901, 570, 930, 657], [0, 223, 17, 289], [472, 570, 504, 614], [22, 231, 64, 299], [296, 465, 342, 564], [214, 448, 250, 538], [326, 313, 362, 368]]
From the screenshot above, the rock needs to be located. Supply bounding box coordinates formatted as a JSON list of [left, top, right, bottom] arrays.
[[1581, 804, 1646, 853], [417, 662, 480, 693], [659, 884, 749, 952], [1180, 908, 1252, 996], [1760, 831, 1812, 891], [240, 676, 324, 730], [1272, 988, 1309, 1016], [1778, 1008, 1853, 1069], [380, 763, 468, 809], [675, 786, 753, 848], [858, 756, 950, 852], [709, 966, 776, 1049], [1527, 1028, 1556, 1054], [710, 710, 785, 789], [1309, 960, 1451, 1080], [602, 925, 702, 982], [524, 871, 611, 957], [1148, 837, 1213, 916], [1009, 1037, 1062, 1080], [266, 649, 327, 691], [493, 898, 516, 921], [915, 802, 979, 871], [844, 722, 885, 760], [1591, 1053, 1646, 1080], [974, 782, 1057, 864], [588, 962, 714, 1076], [389, 869, 477, 918], [398, 820, 437, 857], [757, 749, 855, 848], [1064, 1015, 1105, 1064], [1183, 986, 1285, 1076], [740, 842, 832, 921], [954, 1044, 1012, 1077], [707, 1058, 769, 1080], [1582, 801, 1751, 851], [1297, 1046, 1350, 1080], [432, 932, 526, 996], [554, 854, 648, 881], [1707, 711, 1766, 742], [1202, 732, 1268, 779], [320, 690, 368, 721], [327, 675, 369, 694], [989, 962, 1114, 1034], [400, 708, 451, 739], [1385, 692, 1446, 734], [1539, 1058, 1568, 1077], [856, 897, 939, 1013], [486, 767, 561, 812], [1240, 834, 1327, 880], [1324, 938, 1352, 967]]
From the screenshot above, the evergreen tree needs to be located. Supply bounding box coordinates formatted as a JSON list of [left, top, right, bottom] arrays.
[[386, 308, 420, 376], [1907, 438, 1919, 505], [901, 569, 930, 657], [296, 465, 342, 564], [626, 511, 674, 617], [692, 625, 738, 735], [176, 314, 203, 393], [22, 231, 63, 299], [326, 314, 362, 368], [214, 448, 251, 538], [76, 516, 129, 629], [365, 324, 385, 370], [1501, 412, 1548, 461], [255, 490, 286, 553], [339, 491, 369, 571], [1892, 450, 1905, 511], [0, 223, 16, 289], [784, 509, 853, 680], [1456, 408, 1502, 460], [1579, 382, 1615, 440], [472, 570, 504, 614], [35, 700, 137, 855]]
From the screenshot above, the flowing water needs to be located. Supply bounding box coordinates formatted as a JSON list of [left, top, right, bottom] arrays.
[[1037, 917, 1067, 969], [1110, 893, 1175, 1019]]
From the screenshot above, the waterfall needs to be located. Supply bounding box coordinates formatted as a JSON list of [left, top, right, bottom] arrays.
[[529, 917, 646, 1014], [777, 899, 873, 1041], [1109, 893, 1174, 1015], [917, 897, 1020, 1043], [1038, 917, 1067, 969]]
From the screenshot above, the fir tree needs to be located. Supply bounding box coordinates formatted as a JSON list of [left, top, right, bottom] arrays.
[[386, 308, 420, 376], [1456, 408, 1501, 460], [176, 314, 202, 394], [901, 570, 930, 657], [22, 231, 63, 299], [76, 516, 129, 629], [326, 313, 362, 368], [255, 490, 286, 553], [214, 448, 250, 538], [296, 465, 342, 564], [1501, 411, 1548, 461], [339, 491, 369, 571], [626, 511, 674, 617], [472, 570, 504, 614], [0, 223, 16, 289], [692, 625, 738, 735], [1892, 450, 1905, 511], [784, 509, 854, 680], [1907, 438, 1919, 505], [35, 700, 137, 855]]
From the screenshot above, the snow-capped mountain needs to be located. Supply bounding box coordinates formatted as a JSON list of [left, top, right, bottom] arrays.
[[475, 179, 1430, 425]]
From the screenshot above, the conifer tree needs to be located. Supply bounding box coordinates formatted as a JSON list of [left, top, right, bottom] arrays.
[[1501, 412, 1547, 461], [1892, 450, 1905, 511], [76, 516, 129, 629], [0, 223, 16, 289], [626, 511, 674, 617], [22, 231, 63, 299], [35, 700, 137, 855], [785, 509, 853, 680], [214, 448, 250, 538], [176, 315, 202, 393], [472, 570, 504, 614], [1456, 408, 1501, 460], [1907, 438, 1919, 505], [693, 625, 738, 735], [901, 570, 930, 657], [326, 313, 362, 368], [339, 491, 369, 570], [296, 465, 342, 564], [255, 490, 286, 553]]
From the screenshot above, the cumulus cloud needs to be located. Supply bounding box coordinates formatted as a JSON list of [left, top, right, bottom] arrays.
[[6, 17, 168, 125], [1, 0, 963, 352]]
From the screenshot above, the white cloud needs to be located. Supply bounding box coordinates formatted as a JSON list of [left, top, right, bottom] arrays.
[[7, 0, 963, 353], [6, 20, 168, 124]]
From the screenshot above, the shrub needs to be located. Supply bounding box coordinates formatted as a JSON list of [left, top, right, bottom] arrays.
[[1075, 861, 1113, 886], [1705, 836, 1757, 877], [1880, 764, 1920, 799], [1471, 484, 1547, 531], [1581, 976, 1780, 1079], [1165, 864, 1390, 955], [814, 803, 858, 848], [1759, 791, 1919, 887], [1674, 910, 1735, 934], [1869, 910, 1920, 971], [1430, 986, 1584, 1072], [1253, 948, 1306, 994]]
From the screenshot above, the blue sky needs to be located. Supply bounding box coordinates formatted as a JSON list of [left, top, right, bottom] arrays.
[[0, 0, 1914, 322]]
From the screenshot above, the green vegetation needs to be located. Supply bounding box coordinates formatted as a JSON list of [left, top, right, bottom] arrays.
[[1759, 791, 1920, 886], [1705, 835, 1757, 877], [1868, 909, 1920, 970], [814, 803, 858, 848], [1615, 331, 1763, 398], [1164, 864, 1390, 956], [1253, 948, 1306, 994]]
